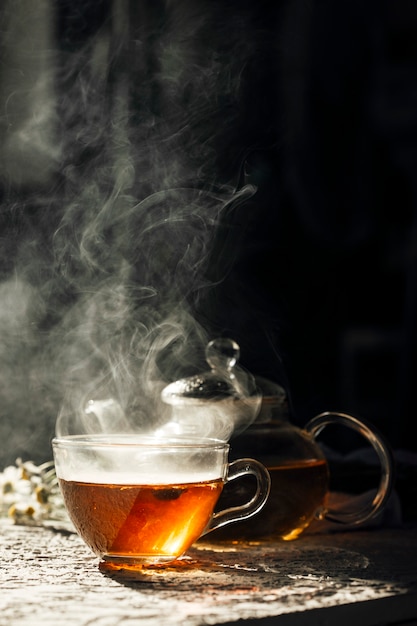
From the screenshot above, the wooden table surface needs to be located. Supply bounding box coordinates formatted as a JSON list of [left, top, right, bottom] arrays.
[[1, 518, 417, 626]]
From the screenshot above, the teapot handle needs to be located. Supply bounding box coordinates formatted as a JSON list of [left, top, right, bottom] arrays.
[[304, 411, 394, 526]]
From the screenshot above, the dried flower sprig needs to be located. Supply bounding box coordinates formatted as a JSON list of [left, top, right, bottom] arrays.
[[0, 458, 68, 526]]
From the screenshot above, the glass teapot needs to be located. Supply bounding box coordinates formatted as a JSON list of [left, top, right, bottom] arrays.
[[208, 377, 395, 542], [161, 339, 394, 542]]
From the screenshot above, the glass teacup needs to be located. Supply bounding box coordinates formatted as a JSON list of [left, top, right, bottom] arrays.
[[52, 434, 270, 569]]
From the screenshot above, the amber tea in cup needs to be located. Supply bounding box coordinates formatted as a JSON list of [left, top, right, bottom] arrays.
[[52, 435, 270, 569]]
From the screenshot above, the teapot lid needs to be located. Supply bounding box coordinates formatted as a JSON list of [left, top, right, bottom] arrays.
[[161, 338, 258, 405]]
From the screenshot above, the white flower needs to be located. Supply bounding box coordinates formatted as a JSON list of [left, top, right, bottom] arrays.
[[0, 459, 68, 526]]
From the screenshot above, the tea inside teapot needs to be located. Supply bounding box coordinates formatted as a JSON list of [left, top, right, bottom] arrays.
[[205, 378, 330, 542]]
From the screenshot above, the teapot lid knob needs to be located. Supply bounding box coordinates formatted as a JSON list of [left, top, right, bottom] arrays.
[[205, 338, 240, 371]]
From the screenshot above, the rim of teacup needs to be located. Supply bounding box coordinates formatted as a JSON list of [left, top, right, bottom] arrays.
[[52, 433, 229, 449]]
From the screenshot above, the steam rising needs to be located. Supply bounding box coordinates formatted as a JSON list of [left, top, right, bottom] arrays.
[[0, 2, 263, 461]]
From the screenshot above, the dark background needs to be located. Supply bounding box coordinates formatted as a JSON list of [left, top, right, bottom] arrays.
[[0, 0, 416, 465]]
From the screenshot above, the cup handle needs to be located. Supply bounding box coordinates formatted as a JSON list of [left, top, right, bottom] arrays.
[[202, 458, 271, 535], [305, 411, 395, 526]]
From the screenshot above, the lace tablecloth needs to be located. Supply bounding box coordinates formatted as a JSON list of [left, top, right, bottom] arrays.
[[1, 519, 417, 626]]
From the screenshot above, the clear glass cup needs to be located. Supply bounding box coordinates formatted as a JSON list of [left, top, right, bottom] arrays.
[[52, 434, 271, 570]]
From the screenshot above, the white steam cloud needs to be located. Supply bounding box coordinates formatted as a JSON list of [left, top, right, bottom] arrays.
[[0, 1, 265, 463]]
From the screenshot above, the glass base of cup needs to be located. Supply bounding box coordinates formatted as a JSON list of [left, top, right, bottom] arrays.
[[99, 554, 179, 572]]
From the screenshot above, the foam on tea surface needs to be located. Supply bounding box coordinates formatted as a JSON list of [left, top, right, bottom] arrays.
[[56, 468, 223, 484]]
